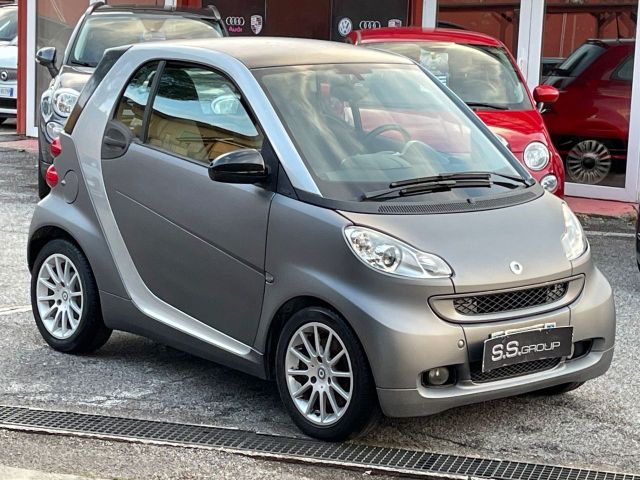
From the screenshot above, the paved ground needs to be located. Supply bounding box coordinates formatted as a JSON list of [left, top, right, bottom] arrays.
[[0, 145, 638, 478]]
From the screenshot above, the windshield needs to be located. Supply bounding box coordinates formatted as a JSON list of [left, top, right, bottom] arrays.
[[0, 7, 17, 42], [70, 14, 223, 67], [555, 42, 606, 77], [365, 42, 532, 111], [255, 63, 526, 202]]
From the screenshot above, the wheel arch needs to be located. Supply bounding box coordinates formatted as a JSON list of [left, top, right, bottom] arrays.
[[264, 296, 355, 380], [28, 225, 83, 271]]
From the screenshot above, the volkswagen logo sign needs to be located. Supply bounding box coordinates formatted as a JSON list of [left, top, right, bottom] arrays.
[[337, 17, 353, 37], [510, 261, 523, 275], [359, 20, 382, 29], [225, 16, 245, 26], [0, 71, 7, 82]]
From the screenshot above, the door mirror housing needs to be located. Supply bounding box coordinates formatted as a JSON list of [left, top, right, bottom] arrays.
[[209, 149, 269, 184], [36, 47, 59, 78], [533, 85, 559, 105]]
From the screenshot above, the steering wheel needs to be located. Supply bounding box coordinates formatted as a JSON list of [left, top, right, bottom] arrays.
[[364, 123, 412, 144]]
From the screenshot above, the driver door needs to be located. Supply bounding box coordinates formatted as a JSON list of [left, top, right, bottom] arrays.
[[101, 60, 273, 346]]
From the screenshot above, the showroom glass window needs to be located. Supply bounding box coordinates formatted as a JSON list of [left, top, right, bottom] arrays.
[[146, 63, 264, 163], [540, 0, 637, 188]]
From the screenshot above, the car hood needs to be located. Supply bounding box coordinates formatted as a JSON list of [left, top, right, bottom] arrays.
[[339, 193, 572, 292], [0, 45, 16, 68], [475, 109, 549, 154], [54, 64, 94, 93]]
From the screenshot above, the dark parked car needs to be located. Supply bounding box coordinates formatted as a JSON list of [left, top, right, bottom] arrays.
[[543, 39, 634, 185], [35, 1, 227, 198]]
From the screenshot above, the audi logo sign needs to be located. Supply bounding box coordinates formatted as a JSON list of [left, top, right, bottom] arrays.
[[359, 20, 382, 29], [226, 16, 245, 26]]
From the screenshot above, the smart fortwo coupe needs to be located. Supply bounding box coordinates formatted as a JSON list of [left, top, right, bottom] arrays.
[[28, 38, 615, 441]]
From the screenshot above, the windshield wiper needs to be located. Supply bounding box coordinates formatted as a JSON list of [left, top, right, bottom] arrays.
[[465, 102, 509, 110], [362, 172, 531, 201]]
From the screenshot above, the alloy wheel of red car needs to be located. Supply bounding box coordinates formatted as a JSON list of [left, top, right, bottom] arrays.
[[566, 140, 612, 185]]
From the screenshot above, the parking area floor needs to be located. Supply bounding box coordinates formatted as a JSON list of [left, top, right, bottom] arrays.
[[0, 146, 638, 478]]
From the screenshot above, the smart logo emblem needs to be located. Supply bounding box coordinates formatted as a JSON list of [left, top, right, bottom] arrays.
[[0, 71, 7, 82], [491, 340, 562, 362], [510, 261, 523, 275]]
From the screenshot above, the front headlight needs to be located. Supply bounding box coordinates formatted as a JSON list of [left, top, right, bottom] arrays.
[[561, 203, 587, 260], [52, 88, 79, 118], [523, 141, 550, 171], [344, 226, 452, 278]]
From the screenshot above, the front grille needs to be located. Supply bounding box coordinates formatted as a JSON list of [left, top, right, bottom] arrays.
[[454, 283, 568, 316], [470, 358, 561, 383], [0, 68, 17, 82], [0, 97, 16, 109]]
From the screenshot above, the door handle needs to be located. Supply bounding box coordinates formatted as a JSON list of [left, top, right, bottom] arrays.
[[104, 134, 128, 149]]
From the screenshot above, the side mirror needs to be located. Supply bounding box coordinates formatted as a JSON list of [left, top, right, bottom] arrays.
[[36, 47, 59, 78], [533, 85, 559, 105], [209, 149, 268, 184]]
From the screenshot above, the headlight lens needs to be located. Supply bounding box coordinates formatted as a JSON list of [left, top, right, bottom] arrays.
[[344, 226, 452, 278], [561, 203, 587, 260], [523, 141, 550, 171], [52, 88, 79, 118], [46, 121, 64, 140], [540, 174, 559, 192], [41, 91, 53, 121]]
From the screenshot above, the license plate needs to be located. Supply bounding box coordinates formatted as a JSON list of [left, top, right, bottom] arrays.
[[0, 87, 13, 98], [482, 326, 573, 372]]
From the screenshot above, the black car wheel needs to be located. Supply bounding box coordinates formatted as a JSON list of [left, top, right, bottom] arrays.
[[275, 306, 378, 441]]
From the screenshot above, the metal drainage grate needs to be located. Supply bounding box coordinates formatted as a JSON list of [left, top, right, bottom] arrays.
[[0, 405, 638, 480]]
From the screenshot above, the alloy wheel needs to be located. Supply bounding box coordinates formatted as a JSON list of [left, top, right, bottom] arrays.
[[566, 140, 612, 185], [285, 322, 353, 426], [36, 253, 84, 340]]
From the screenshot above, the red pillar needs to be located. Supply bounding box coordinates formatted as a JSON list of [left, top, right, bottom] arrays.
[[178, 0, 203, 7], [409, 0, 423, 26], [16, 0, 27, 135]]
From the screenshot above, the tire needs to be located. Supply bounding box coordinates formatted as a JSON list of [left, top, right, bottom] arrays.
[[31, 238, 112, 353], [275, 306, 379, 441], [37, 150, 51, 199], [534, 381, 585, 395]]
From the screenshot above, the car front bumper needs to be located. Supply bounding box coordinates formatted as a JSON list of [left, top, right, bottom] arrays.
[[371, 263, 615, 418]]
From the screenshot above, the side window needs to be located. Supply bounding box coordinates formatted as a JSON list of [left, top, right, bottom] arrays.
[[612, 56, 634, 82], [146, 63, 264, 163], [115, 61, 159, 139]]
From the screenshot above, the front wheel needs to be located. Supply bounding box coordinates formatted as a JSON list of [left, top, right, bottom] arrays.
[[275, 307, 378, 441], [31, 239, 111, 353], [565, 140, 612, 185]]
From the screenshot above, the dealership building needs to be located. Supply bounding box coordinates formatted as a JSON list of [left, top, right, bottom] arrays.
[[11, 0, 640, 202]]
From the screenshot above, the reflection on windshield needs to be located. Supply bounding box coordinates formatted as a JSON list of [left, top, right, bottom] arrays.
[[256, 63, 524, 202], [367, 42, 531, 111], [0, 8, 17, 41], [71, 15, 223, 67]]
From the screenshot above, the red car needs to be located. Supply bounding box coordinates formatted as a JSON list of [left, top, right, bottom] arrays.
[[348, 27, 565, 196], [543, 39, 634, 186]]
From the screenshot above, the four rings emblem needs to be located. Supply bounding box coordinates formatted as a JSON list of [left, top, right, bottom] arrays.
[[0, 71, 7, 82], [225, 16, 245, 26], [359, 20, 381, 29]]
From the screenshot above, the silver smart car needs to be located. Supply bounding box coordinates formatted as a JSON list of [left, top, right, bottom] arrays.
[[28, 38, 615, 441]]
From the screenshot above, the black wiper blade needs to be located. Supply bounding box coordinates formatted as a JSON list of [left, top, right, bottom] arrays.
[[70, 60, 95, 68], [362, 178, 492, 201], [390, 172, 492, 189], [465, 102, 509, 110]]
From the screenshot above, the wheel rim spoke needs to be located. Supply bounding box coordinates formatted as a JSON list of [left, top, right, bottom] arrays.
[[285, 321, 353, 426], [36, 253, 83, 340]]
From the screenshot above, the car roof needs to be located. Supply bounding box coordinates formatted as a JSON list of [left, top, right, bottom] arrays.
[[353, 27, 503, 47], [132, 37, 415, 69]]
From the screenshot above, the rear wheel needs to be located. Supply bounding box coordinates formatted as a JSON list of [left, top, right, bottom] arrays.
[[31, 239, 111, 353], [565, 140, 612, 185], [275, 307, 378, 441]]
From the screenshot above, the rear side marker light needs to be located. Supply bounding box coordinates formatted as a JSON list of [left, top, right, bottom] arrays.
[[50, 137, 62, 158], [45, 164, 59, 189]]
